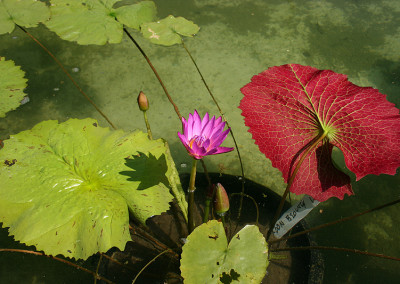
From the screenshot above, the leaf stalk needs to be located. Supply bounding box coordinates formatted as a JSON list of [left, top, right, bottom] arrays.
[[267, 132, 328, 240]]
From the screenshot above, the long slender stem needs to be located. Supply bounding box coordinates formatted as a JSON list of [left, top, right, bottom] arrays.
[[270, 198, 400, 245], [132, 249, 173, 283], [17, 25, 117, 130], [203, 198, 212, 223], [101, 253, 136, 273], [220, 214, 226, 226], [123, 28, 182, 120], [131, 226, 179, 259], [94, 253, 103, 284], [271, 246, 400, 262], [230, 192, 260, 226], [188, 159, 198, 233], [143, 111, 153, 139], [267, 132, 327, 240], [0, 249, 114, 284], [181, 42, 247, 219]]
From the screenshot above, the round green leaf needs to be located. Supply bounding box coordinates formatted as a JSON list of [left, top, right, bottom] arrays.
[[0, 118, 175, 259], [0, 57, 28, 118], [46, 0, 157, 45], [46, 0, 123, 45], [181, 220, 269, 283], [115, 1, 157, 30], [0, 0, 50, 34], [141, 15, 200, 46]]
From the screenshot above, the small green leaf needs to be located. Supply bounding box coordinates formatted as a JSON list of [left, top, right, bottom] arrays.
[[0, 118, 176, 259], [116, 1, 157, 30], [0, 57, 28, 118], [181, 220, 269, 283], [0, 0, 50, 34], [141, 15, 200, 46]]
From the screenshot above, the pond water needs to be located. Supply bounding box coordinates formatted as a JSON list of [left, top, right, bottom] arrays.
[[0, 0, 399, 283]]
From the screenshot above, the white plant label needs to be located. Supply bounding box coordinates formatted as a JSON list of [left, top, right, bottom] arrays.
[[272, 195, 320, 238]]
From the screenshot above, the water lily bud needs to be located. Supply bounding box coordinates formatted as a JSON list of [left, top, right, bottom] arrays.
[[214, 183, 229, 216], [137, 91, 149, 111]]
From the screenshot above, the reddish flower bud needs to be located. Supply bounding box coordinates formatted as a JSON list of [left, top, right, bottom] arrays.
[[214, 183, 229, 216], [137, 91, 149, 111]]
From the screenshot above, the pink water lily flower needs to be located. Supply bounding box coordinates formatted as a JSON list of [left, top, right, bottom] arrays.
[[178, 110, 234, 159]]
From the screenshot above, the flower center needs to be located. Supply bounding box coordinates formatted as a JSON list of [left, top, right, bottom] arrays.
[[189, 135, 206, 149]]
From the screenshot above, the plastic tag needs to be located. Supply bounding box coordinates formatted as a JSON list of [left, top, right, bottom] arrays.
[[272, 195, 320, 238]]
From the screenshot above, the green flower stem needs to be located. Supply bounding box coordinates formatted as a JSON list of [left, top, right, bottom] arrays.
[[220, 214, 226, 227], [267, 131, 328, 240], [188, 159, 198, 234], [203, 199, 211, 223], [203, 184, 215, 223], [142, 111, 153, 140]]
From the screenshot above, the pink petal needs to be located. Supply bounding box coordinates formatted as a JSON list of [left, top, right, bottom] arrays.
[[191, 141, 206, 159], [201, 115, 216, 138], [210, 128, 231, 149], [187, 113, 194, 139], [181, 118, 188, 138], [209, 122, 227, 141], [192, 110, 202, 136], [177, 132, 188, 145], [212, 146, 234, 155], [201, 112, 210, 129]]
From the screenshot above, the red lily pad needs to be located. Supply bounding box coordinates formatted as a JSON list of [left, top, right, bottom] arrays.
[[239, 64, 400, 201]]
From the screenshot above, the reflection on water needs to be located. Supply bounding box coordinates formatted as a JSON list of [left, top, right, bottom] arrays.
[[1, 0, 399, 282]]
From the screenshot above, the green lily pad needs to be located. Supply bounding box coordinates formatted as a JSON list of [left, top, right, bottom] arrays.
[[45, 0, 157, 45], [115, 1, 156, 30], [0, 118, 179, 259], [141, 15, 200, 46], [0, 57, 28, 118], [181, 220, 269, 283], [0, 0, 50, 34]]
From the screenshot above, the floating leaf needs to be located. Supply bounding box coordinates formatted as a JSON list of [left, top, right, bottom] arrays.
[[0, 0, 50, 34], [46, 0, 157, 45], [141, 15, 200, 46], [0, 118, 177, 259], [115, 0, 156, 30], [0, 57, 28, 117], [181, 220, 268, 283], [239, 64, 400, 201]]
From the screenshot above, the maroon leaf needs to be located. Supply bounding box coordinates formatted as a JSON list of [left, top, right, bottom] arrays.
[[239, 64, 400, 201]]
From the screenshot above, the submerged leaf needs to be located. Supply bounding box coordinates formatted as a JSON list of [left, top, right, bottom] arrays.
[[141, 15, 200, 46], [0, 57, 28, 117], [239, 64, 400, 201], [46, 0, 157, 45], [180, 220, 268, 283], [0, 0, 50, 34], [0, 118, 176, 259]]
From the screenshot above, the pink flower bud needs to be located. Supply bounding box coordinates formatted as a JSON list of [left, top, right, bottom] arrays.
[[137, 91, 149, 111], [214, 183, 229, 215]]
